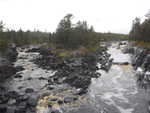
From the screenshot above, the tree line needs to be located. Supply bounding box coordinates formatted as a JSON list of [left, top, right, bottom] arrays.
[[0, 14, 128, 52], [129, 10, 150, 42]]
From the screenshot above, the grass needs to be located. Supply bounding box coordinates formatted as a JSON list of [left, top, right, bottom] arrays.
[[56, 45, 103, 58], [132, 41, 150, 48]]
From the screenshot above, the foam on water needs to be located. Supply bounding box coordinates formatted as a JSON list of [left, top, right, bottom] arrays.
[[88, 44, 150, 113]]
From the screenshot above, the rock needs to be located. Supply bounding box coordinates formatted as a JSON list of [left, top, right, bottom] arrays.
[[94, 72, 101, 78], [18, 95, 29, 102], [0, 104, 7, 113], [63, 96, 78, 103], [26, 48, 40, 53], [8, 91, 19, 99], [64, 72, 91, 89], [6, 106, 16, 113], [73, 88, 88, 95], [15, 107, 26, 113], [5, 44, 18, 62], [15, 66, 24, 72], [142, 54, 150, 71], [122, 47, 135, 54], [0, 65, 17, 82], [27, 77, 33, 80], [27, 95, 38, 107], [113, 62, 129, 65], [14, 74, 22, 78], [57, 100, 63, 105], [33, 46, 112, 94], [48, 98, 58, 102], [132, 49, 147, 69], [51, 109, 60, 113], [25, 88, 34, 93], [47, 86, 54, 90], [0, 94, 9, 104], [38, 77, 46, 80], [7, 99, 16, 105]]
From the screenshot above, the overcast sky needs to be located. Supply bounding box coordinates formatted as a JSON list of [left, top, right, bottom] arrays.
[[0, 0, 149, 34]]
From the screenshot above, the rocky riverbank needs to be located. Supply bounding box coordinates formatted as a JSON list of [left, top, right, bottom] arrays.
[[123, 45, 150, 89], [0, 45, 112, 113], [32, 47, 112, 91], [0, 44, 21, 82]]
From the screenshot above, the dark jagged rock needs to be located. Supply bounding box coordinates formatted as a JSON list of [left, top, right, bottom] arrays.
[[15, 66, 24, 72], [5, 44, 18, 62], [130, 48, 150, 72], [0, 104, 7, 113], [63, 96, 78, 103], [0, 65, 17, 82], [51, 109, 60, 113], [14, 74, 23, 78], [27, 95, 39, 107], [25, 88, 34, 93], [33, 47, 111, 95], [64, 72, 91, 89]]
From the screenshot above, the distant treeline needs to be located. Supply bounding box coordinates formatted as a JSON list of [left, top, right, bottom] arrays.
[[129, 11, 150, 42], [97, 33, 128, 42], [0, 14, 128, 51]]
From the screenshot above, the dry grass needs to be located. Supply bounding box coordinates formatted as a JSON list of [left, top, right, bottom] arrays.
[[56, 46, 101, 57], [133, 41, 150, 48]]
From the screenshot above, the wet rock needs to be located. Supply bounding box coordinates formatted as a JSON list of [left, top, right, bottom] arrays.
[[73, 88, 88, 95], [38, 77, 47, 80], [17, 95, 29, 102], [8, 91, 19, 99], [57, 100, 63, 105], [15, 107, 26, 113], [26, 48, 40, 53], [14, 74, 22, 78], [51, 109, 60, 113], [33, 46, 111, 94], [113, 62, 129, 65], [5, 44, 18, 62], [26, 107, 36, 113], [27, 95, 38, 107], [15, 66, 24, 72], [122, 47, 135, 54], [0, 104, 7, 113], [65, 73, 91, 89], [48, 98, 58, 102], [142, 54, 150, 71], [6, 106, 16, 113], [27, 77, 33, 80], [63, 96, 78, 103], [0, 65, 17, 82], [25, 88, 34, 93], [132, 49, 147, 69], [47, 86, 55, 90], [0, 94, 9, 104], [93, 72, 101, 78]]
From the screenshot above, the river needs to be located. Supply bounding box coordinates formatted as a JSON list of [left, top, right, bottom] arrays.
[[2, 42, 150, 113], [88, 43, 150, 113]]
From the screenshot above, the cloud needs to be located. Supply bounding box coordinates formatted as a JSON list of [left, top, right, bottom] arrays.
[[0, 0, 149, 33]]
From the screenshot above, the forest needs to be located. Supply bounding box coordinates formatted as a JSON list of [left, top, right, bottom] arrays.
[[0, 14, 128, 53], [129, 11, 150, 43]]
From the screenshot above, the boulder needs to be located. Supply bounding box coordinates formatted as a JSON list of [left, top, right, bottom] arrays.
[[63, 96, 77, 103]]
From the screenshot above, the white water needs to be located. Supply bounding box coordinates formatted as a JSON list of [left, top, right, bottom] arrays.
[[89, 43, 150, 113], [4, 48, 56, 93], [108, 43, 131, 64]]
